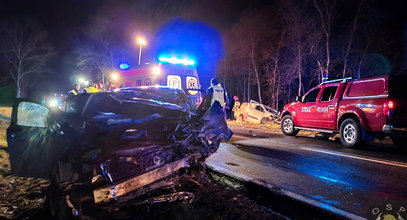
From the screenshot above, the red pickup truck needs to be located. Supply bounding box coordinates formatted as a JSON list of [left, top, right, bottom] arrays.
[[280, 75, 407, 148]]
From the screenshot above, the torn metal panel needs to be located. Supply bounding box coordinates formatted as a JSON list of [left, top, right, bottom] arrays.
[[93, 158, 189, 204], [7, 86, 232, 217]]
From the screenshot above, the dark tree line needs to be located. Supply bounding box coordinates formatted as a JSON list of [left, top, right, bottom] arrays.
[[0, 0, 405, 101], [217, 0, 404, 110], [0, 18, 54, 98]]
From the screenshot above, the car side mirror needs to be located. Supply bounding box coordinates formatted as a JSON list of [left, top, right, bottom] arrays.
[[296, 96, 302, 103], [17, 102, 49, 128]]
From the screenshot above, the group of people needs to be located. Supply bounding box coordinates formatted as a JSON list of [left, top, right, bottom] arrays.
[[68, 83, 103, 97]]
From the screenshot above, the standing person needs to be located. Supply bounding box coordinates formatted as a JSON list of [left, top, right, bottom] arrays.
[[68, 84, 81, 97], [84, 83, 100, 93], [97, 83, 103, 91], [197, 78, 227, 118], [232, 96, 241, 120]]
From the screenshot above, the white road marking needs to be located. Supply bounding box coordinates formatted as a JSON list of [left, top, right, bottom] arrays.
[[257, 138, 407, 168], [301, 147, 407, 168]]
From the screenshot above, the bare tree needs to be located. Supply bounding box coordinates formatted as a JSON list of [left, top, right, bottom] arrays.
[[76, 14, 125, 89], [341, 0, 364, 77], [0, 19, 54, 98], [226, 8, 272, 103], [263, 29, 285, 109], [314, 0, 336, 80], [279, 0, 320, 96]]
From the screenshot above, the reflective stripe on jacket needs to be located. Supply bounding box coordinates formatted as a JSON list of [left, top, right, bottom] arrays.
[[210, 84, 226, 107], [85, 87, 99, 93], [69, 89, 78, 95]]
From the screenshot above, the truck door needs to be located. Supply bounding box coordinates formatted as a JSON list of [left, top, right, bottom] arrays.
[[294, 88, 321, 127], [6, 100, 60, 179], [314, 85, 339, 129]]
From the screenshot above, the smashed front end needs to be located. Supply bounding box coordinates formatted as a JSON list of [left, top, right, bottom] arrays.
[[51, 88, 232, 216]]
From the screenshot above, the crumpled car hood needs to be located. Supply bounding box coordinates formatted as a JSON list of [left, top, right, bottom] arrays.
[[7, 88, 232, 213], [56, 90, 232, 204]]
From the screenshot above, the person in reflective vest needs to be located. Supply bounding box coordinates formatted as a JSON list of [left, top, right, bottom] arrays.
[[197, 78, 228, 118], [68, 84, 81, 97], [84, 83, 100, 93], [232, 96, 241, 120], [210, 79, 226, 107]]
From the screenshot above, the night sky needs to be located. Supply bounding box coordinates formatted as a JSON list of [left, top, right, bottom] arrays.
[[0, 0, 406, 98]]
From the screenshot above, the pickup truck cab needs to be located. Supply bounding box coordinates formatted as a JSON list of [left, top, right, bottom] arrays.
[[280, 75, 407, 148]]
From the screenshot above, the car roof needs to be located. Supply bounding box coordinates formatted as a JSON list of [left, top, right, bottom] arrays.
[[115, 86, 183, 92]]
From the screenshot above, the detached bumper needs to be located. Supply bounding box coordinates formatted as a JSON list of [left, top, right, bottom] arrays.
[[93, 158, 189, 204], [383, 125, 407, 134]]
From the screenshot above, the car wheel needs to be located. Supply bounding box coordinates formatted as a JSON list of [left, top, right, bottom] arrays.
[[47, 165, 74, 219], [260, 118, 271, 124], [281, 115, 299, 136], [239, 114, 245, 122], [340, 119, 362, 148]]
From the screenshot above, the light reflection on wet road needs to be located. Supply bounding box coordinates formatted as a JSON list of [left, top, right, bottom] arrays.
[[207, 126, 407, 218]]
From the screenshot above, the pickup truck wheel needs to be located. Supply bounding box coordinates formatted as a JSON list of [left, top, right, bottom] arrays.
[[340, 119, 362, 148], [281, 115, 299, 136]]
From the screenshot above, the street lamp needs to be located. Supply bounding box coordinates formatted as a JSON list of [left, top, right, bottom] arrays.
[[136, 37, 146, 65]]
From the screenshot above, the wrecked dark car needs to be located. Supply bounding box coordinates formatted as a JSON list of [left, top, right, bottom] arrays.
[[6, 86, 232, 218]]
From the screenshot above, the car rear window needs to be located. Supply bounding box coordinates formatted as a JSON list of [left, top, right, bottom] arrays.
[[347, 78, 386, 97]]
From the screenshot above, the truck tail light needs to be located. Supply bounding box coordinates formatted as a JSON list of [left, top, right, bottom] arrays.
[[383, 100, 395, 116], [388, 100, 395, 109]]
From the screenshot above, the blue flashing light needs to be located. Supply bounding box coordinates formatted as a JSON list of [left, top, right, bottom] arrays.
[[158, 57, 195, 66], [119, 63, 130, 70]]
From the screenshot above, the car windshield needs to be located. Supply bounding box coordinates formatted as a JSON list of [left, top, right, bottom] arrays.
[[264, 105, 278, 115], [63, 87, 196, 117], [77, 88, 194, 118], [111, 87, 195, 111]]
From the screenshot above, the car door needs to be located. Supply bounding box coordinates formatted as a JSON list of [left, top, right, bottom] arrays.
[[314, 85, 340, 129], [247, 103, 262, 123], [294, 88, 321, 127], [7, 100, 61, 179]]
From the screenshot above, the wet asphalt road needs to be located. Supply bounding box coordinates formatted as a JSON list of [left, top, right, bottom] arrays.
[[206, 126, 407, 219]]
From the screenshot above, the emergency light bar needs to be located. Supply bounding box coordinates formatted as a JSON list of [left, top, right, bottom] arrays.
[[158, 57, 195, 66], [119, 63, 130, 70]]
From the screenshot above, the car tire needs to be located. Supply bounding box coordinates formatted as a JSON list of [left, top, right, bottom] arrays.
[[340, 119, 362, 148], [47, 165, 73, 220], [281, 115, 299, 136], [260, 118, 271, 124]]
